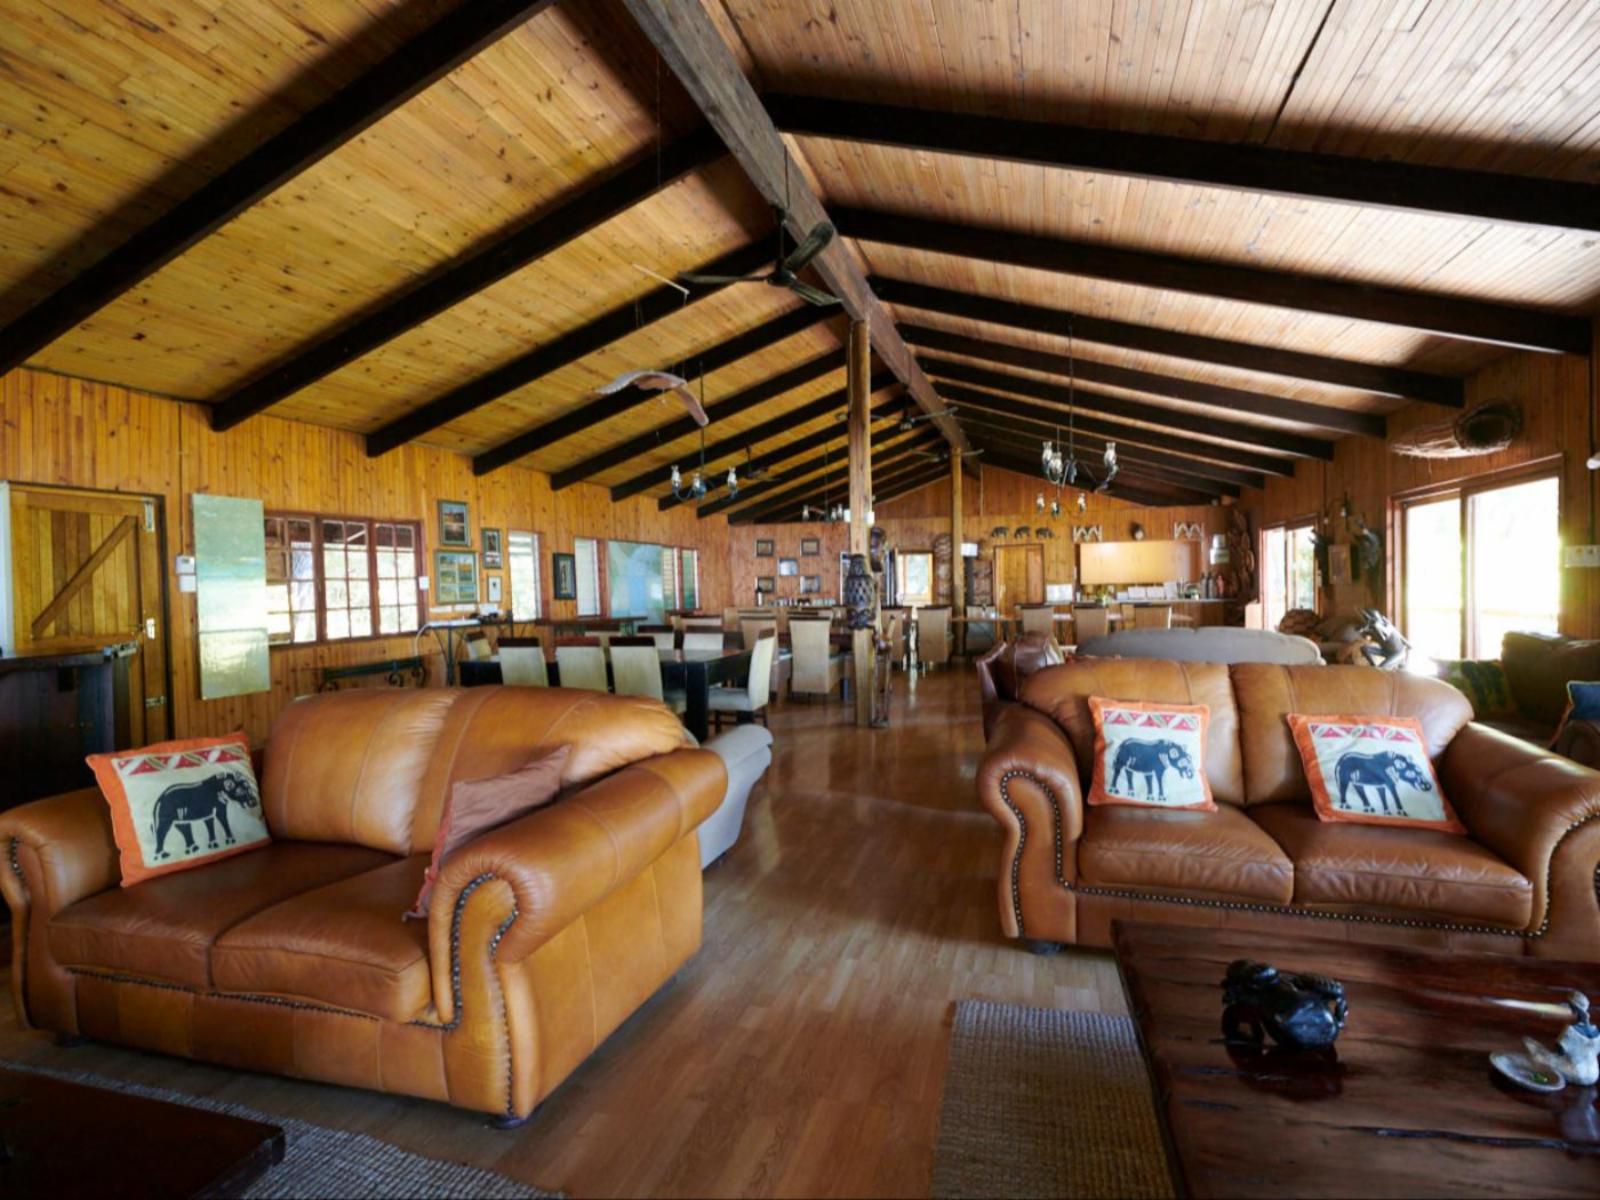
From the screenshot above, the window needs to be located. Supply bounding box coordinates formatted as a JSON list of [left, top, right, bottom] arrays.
[[897, 551, 934, 607], [680, 548, 700, 609], [574, 536, 602, 617], [1401, 472, 1560, 667], [662, 547, 678, 612], [265, 513, 422, 645], [507, 531, 541, 621], [1261, 520, 1318, 632]]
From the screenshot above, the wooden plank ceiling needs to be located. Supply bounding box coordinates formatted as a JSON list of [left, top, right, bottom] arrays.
[[1, 0, 1596, 515]]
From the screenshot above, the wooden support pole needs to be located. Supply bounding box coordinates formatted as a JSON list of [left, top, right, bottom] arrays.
[[848, 320, 873, 727], [951, 453, 965, 655]]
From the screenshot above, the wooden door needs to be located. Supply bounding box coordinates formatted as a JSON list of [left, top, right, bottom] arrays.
[[993, 544, 1045, 613], [6, 484, 168, 744]]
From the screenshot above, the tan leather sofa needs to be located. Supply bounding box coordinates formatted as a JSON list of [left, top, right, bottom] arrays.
[[0, 686, 724, 1125], [979, 659, 1600, 960]]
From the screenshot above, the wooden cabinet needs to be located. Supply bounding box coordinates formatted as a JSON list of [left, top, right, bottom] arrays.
[[1079, 539, 1200, 586]]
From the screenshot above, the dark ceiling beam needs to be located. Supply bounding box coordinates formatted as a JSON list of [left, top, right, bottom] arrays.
[[0, 1, 557, 376], [767, 93, 1600, 234], [720, 433, 939, 524], [617, 0, 966, 450], [838, 208, 1586, 356], [375, 239, 771, 460], [926, 359, 1333, 460], [472, 306, 829, 475], [741, 454, 944, 525], [210, 128, 726, 431], [689, 410, 906, 518], [940, 382, 1293, 477], [975, 444, 1218, 507], [966, 424, 1240, 497], [874, 278, 1463, 407], [901, 324, 1385, 438], [549, 351, 849, 491]]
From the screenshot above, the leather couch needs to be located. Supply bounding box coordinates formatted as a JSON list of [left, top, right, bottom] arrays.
[[975, 634, 1064, 740], [0, 686, 725, 1124], [1496, 632, 1600, 768], [979, 659, 1600, 960]]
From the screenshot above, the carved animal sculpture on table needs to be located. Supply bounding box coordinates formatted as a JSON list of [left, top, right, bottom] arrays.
[[151, 773, 260, 860], [1356, 607, 1411, 670], [1110, 739, 1195, 802], [1222, 960, 1348, 1050], [1334, 750, 1432, 816]]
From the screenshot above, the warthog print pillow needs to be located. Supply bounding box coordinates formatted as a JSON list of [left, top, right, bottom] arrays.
[[1286, 714, 1463, 832], [1087, 698, 1214, 811], [86, 734, 270, 886]]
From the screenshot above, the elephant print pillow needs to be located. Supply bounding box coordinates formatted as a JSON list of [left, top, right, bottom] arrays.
[[1286, 714, 1464, 832], [87, 734, 271, 886], [1087, 698, 1214, 811]]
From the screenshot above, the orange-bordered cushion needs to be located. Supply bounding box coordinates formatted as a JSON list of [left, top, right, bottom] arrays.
[[1286, 713, 1464, 833], [86, 734, 270, 886], [1087, 697, 1214, 811]]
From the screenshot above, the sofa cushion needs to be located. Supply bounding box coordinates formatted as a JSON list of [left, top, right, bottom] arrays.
[[1502, 632, 1600, 727], [1249, 803, 1532, 928], [213, 856, 432, 1021], [49, 842, 395, 989], [1079, 804, 1293, 904]]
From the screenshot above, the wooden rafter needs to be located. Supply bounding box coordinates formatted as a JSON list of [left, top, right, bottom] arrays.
[[975, 445, 1217, 507], [926, 360, 1333, 460], [0, 0, 558, 377], [969, 432, 1238, 498], [704, 424, 936, 520], [210, 127, 726, 431], [617, 0, 966, 450], [901, 324, 1384, 438], [738, 451, 945, 525], [837, 209, 1587, 356], [767, 94, 1600, 234], [875, 278, 1463, 407]]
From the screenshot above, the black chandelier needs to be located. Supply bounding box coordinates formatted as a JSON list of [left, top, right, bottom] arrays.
[[668, 375, 738, 502], [801, 442, 847, 523], [1040, 319, 1118, 499]]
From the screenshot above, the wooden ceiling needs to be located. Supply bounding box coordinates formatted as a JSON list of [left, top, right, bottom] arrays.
[[2, 0, 1596, 514]]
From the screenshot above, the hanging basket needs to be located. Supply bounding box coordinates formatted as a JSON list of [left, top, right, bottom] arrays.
[[1392, 401, 1522, 460]]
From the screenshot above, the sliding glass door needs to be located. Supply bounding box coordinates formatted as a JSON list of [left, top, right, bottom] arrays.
[[1261, 520, 1318, 631]]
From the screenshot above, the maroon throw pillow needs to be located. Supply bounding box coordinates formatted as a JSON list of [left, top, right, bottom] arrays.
[[406, 745, 572, 919]]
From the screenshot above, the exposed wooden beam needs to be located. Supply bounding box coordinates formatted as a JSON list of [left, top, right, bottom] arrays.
[[901, 324, 1385, 438], [768, 93, 1600, 234], [926, 359, 1333, 460], [728, 437, 939, 524], [474, 306, 829, 476], [940, 383, 1294, 477], [874, 278, 1462, 407], [617, 0, 966, 451], [210, 128, 725, 431], [848, 321, 873, 726], [691, 412, 911, 519], [741, 455, 943, 525], [0, 1, 557, 376], [839, 208, 1586, 355], [375, 239, 771, 460]]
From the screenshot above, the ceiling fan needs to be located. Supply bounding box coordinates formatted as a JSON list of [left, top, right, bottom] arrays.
[[681, 206, 842, 307], [915, 446, 984, 463], [897, 404, 958, 433]]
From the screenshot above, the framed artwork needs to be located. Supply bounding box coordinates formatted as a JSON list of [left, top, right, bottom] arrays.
[[800, 575, 822, 595], [755, 575, 776, 594], [481, 527, 503, 569], [800, 537, 821, 556], [778, 557, 799, 577], [552, 552, 577, 600], [1328, 543, 1354, 586], [437, 499, 470, 547], [434, 550, 479, 605], [487, 574, 503, 606], [755, 538, 775, 557]]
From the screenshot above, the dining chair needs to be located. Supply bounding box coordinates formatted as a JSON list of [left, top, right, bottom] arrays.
[[884, 610, 906, 670], [1019, 606, 1056, 639], [497, 636, 548, 688], [710, 630, 775, 730], [683, 616, 723, 633], [1134, 605, 1174, 630], [639, 624, 678, 651], [683, 630, 725, 653], [917, 606, 952, 669], [740, 616, 777, 650], [462, 631, 493, 661], [1071, 605, 1111, 641], [554, 638, 608, 692], [610, 637, 686, 714], [789, 618, 847, 699]]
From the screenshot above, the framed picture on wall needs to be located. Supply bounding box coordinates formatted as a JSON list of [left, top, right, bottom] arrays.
[[800, 575, 822, 594], [552, 552, 577, 600], [800, 537, 821, 556], [755, 538, 775, 557], [481, 527, 503, 569], [434, 550, 479, 605], [777, 557, 799, 577], [755, 576, 775, 594], [437, 500, 470, 547], [487, 575, 503, 606]]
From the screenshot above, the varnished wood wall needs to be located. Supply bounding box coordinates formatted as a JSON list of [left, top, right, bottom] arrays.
[[0, 368, 731, 744], [1252, 330, 1599, 639]]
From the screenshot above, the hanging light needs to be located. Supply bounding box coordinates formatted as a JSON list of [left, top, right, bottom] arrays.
[[1040, 322, 1120, 495], [669, 376, 716, 503], [1076, 491, 1088, 514], [725, 466, 739, 500], [1035, 491, 1046, 513]]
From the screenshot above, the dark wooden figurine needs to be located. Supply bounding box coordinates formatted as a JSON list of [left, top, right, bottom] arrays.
[[1222, 959, 1348, 1050]]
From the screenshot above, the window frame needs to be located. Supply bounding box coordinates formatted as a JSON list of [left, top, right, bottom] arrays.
[[264, 510, 426, 648], [573, 536, 604, 618], [680, 547, 700, 610], [1259, 515, 1319, 630], [507, 530, 543, 622]]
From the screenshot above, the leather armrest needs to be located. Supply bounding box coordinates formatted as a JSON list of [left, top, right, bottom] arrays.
[[0, 788, 119, 920], [977, 705, 1084, 939], [1555, 718, 1600, 770], [1441, 722, 1600, 930], [427, 747, 725, 1018]]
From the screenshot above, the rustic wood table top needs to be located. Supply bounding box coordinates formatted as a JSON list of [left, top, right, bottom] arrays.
[[1112, 922, 1600, 1199]]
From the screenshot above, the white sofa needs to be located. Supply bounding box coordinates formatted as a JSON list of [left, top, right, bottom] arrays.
[[699, 725, 773, 867], [1077, 626, 1323, 665]]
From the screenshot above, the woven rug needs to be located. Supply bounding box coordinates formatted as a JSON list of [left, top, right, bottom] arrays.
[[4, 1060, 558, 1199], [932, 1002, 1174, 1200]]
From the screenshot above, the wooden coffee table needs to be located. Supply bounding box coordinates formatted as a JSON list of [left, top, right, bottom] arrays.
[[0, 1067, 285, 1198], [1113, 923, 1600, 1199]]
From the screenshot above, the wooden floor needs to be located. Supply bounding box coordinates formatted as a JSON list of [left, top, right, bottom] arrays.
[[0, 665, 1123, 1198]]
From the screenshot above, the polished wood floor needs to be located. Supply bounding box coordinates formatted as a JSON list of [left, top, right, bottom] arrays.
[[0, 666, 1122, 1198]]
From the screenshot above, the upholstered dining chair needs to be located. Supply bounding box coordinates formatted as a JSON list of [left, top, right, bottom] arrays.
[[1019, 606, 1056, 639], [639, 624, 678, 651], [554, 638, 608, 692], [683, 630, 726, 653], [740, 615, 777, 650], [1134, 605, 1174, 629], [709, 630, 776, 730], [918, 606, 952, 669], [789, 618, 847, 699], [497, 636, 548, 687], [1071, 605, 1111, 642], [463, 630, 493, 661], [683, 616, 723, 633], [610, 637, 686, 714]]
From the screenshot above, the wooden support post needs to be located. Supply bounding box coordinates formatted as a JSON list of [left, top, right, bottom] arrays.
[[848, 321, 874, 727], [951, 454, 965, 656]]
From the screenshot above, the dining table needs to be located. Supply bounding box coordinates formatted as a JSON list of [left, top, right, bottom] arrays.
[[458, 645, 759, 743]]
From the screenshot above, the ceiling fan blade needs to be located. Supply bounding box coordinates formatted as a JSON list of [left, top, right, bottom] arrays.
[[789, 280, 842, 307], [782, 221, 836, 272], [681, 272, 768, 285]]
